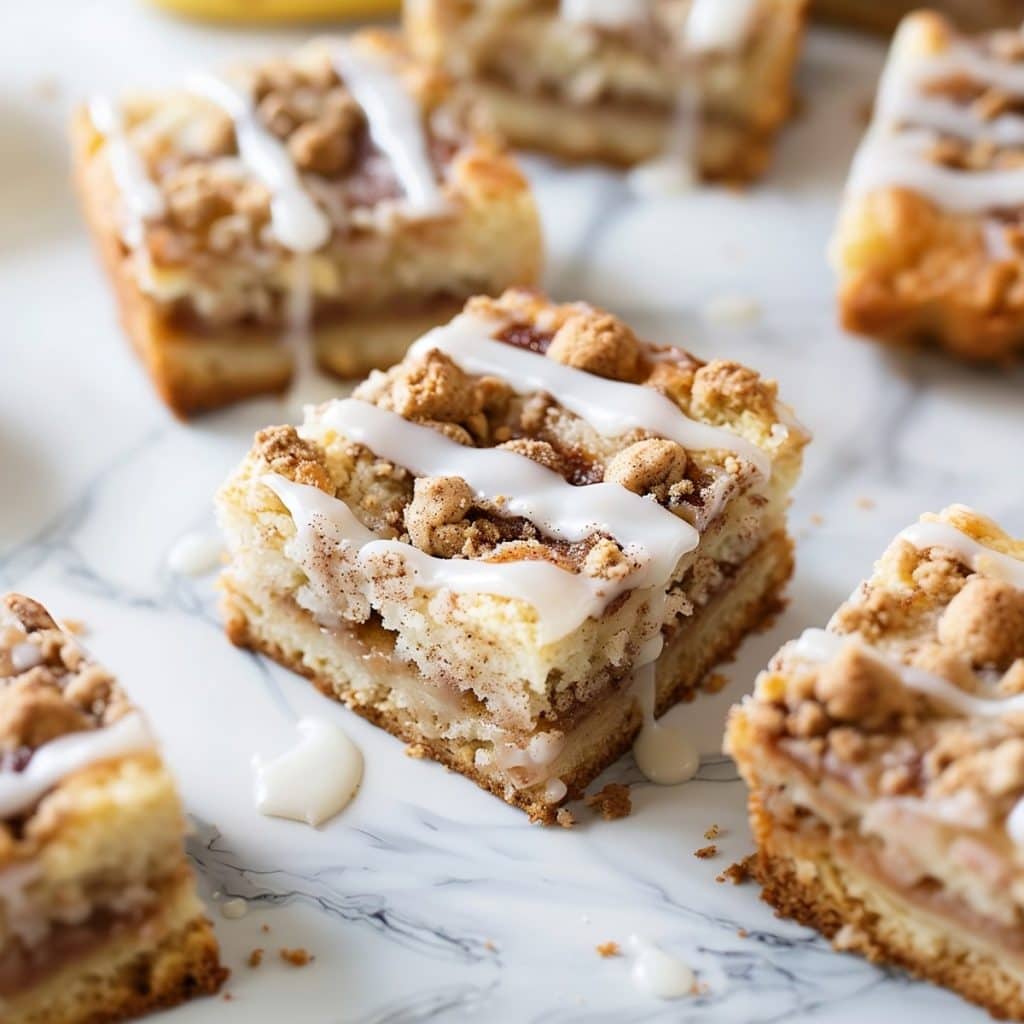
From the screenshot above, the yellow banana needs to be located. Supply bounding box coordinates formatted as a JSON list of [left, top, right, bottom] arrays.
[[148, 0, 399, 21]]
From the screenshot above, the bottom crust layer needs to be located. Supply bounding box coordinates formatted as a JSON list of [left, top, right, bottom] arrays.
[[5, 891, 226, 1024], [748, 795, 1024, 1021], [224, 530, 793, 823], [838, 281, 1024, 366], [468, 81, 779, 182]]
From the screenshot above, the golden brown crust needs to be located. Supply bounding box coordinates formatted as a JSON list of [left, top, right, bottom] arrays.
[[6, 914, 227, 1024]]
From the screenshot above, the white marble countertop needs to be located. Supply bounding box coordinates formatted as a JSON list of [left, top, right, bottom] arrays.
[[2, 3, 1023, 1021]]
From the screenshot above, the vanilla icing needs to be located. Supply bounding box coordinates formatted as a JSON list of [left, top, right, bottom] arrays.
[[252, 717, 363, 827], [631, 663, 701, 784], [628, 935, 695, 999], [898, 517, 1024, 588], [88, 96, 166, 249], [166, 531, 223, 576], [320, 398, 699, 584], [406, 313, 770, 476], [186, 71, 331, 253], [847, 28, 1024, 213], [685, 0, 758, 53], [0, 713, 154, 819], [332, 42, 447, 216]]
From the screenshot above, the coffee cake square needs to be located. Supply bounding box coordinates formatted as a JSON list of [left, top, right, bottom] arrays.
[[405, 0, 807, 181], [833, 12, 1024, 362], [72, 30, 542, 416], [217, 289, 807, 821], [0, 595, 225, 1023], [727, 506, 1024, 1018]]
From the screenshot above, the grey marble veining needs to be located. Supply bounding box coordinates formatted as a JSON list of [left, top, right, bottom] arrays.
[[1, 3, 1022, 1020]]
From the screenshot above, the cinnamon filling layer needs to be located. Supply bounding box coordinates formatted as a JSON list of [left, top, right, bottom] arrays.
[[0, 871, 190, 999]]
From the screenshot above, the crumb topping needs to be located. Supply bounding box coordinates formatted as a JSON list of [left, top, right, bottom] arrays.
[[95, 32, 480, 327], [585, 782, 632, 820], [0, 595, 131, 759], [332, 290, 795, 570], [739, 509, 1024, 830]]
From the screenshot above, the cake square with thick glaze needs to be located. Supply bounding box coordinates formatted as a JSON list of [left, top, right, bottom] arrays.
[[832, 11, 1024, 362], [726, 506, 1024, 1019], [0, 594, 226, 1024], [404, 0, 808, 182], [217, 289, 808, 822], [72, 29, 542, 417]]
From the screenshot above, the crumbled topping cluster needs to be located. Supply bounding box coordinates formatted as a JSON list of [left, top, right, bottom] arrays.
[[0, 595, 131, 763], [745, 519, 1024, 818], [117, 33, 460, 276], [253, 291, 792, 579]]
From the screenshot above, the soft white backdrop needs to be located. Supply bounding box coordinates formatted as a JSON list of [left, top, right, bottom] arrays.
[[1, 3, 1021, 1020]]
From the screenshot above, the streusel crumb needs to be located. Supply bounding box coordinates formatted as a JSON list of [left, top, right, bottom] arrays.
[[585, 783, 632, 821]]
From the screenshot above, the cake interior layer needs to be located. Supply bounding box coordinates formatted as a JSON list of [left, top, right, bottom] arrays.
[[467, 79, 775, 178], [749, 796, 1024, 1021], [224, 528, 793, 822], [3, 873, 225, 1024]]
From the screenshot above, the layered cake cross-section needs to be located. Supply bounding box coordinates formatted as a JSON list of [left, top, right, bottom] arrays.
[[833, 12, 1024, 362], [727, 507, 1024, 1019], [217, 290, 807, 821], [73, 30, 542, 416], [0, 595, 226, 1023], [405, 0, 808, 182]]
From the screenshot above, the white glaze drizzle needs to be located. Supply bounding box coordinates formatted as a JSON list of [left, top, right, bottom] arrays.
[[791, 628, 1024, 719], [166, 531, 223, 576], [684, 0, 758, 53], [631, 663, 700, 784], [252, 717, 363, 827], [186, 71, 331, 253], [848, 29, 1024, 212], [898, 517, 1024, 588], [0, 712, 154, 819], [628, 935, 695, 999], [320, 398, 699, 585], [848, 130, 1024, 212], [332, 42, 447, 216], [88, 96, 166, 249], [263, 474, 619, 644], [559, 0, 646, 29], [406, 313, 770, 476]]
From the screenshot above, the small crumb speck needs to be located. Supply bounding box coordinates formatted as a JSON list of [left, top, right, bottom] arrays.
[[585, 783, 632, 821], [596, 941, 621, 958], [694, 844, 718, 860], [704, 824, 721, 840], [248, 948, 264, 968], [702, 672, 729, 695], [280, 948, 313, 967], [556, 808, 576, 828]]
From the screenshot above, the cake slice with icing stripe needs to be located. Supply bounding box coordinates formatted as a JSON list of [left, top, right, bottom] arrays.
[[405, 0, 807, 182], [0, 595, 226, 1024], [833, 11, 1024, 362], [217, 289, 807, 821], [727, 506, 1024, 1018], [72, 29, 541, 417]]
